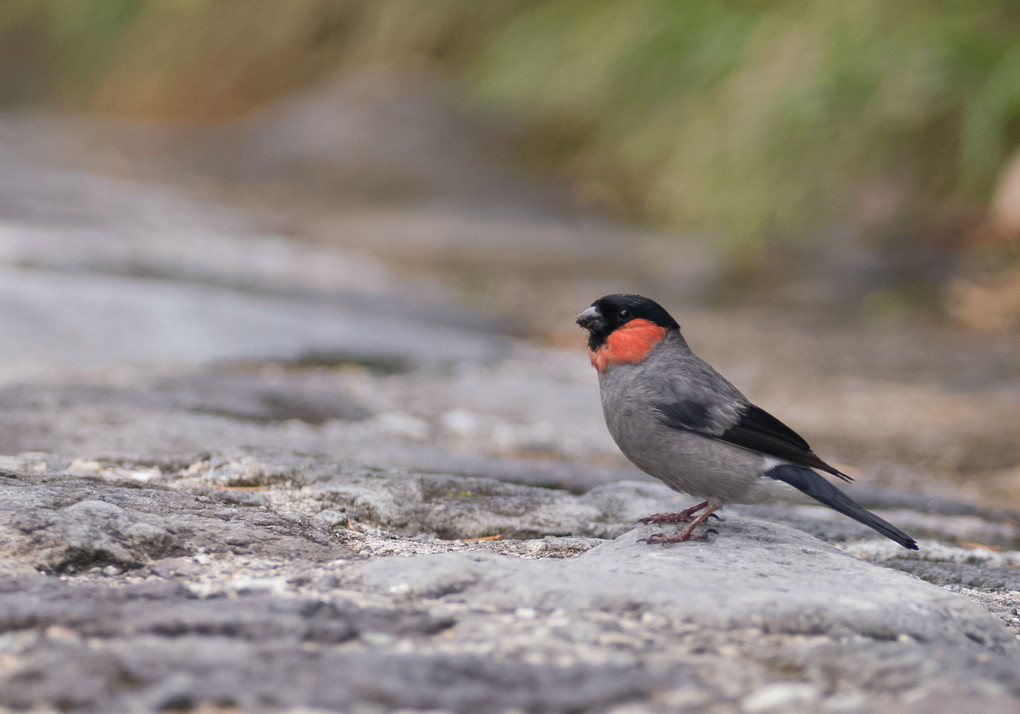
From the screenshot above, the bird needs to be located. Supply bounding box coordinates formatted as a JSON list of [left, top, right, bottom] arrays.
[[576, 293, 918, 550]]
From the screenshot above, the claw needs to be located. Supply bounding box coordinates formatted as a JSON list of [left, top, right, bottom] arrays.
[[637, 502, 719, 545], [638, 501, 712, 526], [640, 530, 712, 544], [642, 532, 711, 544], [639, 513, 692, 525]]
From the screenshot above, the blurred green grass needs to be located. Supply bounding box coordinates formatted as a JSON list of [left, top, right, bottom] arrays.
[[3, 0, 1020, 253]]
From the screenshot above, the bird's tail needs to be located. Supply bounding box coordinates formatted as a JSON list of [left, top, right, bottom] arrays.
[[766, 464, 918, 550]]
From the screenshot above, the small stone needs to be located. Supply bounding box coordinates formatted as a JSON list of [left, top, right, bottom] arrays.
[[743, 683, 819, 712], [374, 412, 431, 441], [660, 687, 710, 708], [821, 692, 869, 712], [127, 468, 161, 482], [69, 459, 103, 474], [360, 632, 396, 646], [314, 509, 349, 528], [184, 460, 209, 476], [44, 626, 79, 642], [150, 557, 201, 578], [439, 408, 479, 439]]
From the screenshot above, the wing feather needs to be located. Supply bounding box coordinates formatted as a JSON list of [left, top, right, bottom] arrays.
[[653, 400, 852, 482]]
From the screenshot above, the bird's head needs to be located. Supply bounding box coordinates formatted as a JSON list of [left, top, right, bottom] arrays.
[[576, 294, 679, 372]]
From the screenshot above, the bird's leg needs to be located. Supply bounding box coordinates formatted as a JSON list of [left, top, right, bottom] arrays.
[[638, 500, 710, 525], [644, 505, 718, 544]]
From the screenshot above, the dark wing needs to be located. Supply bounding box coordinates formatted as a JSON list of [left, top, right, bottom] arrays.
[[653, 400, 852, 482]]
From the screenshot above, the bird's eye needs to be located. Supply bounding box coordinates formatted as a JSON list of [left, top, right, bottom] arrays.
[[618, 309, 631, 321]]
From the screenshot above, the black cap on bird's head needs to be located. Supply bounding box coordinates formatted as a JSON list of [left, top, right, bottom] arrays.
[[576, 294, 679, 351]]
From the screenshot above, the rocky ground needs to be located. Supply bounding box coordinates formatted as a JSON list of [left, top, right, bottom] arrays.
[[1, 75, 1019, 713]]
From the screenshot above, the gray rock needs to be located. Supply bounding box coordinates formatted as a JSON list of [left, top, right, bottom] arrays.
[[350, 519, 1016, 651], [1, 456, 1018, 712], [0, 471, 352, 572], [0, 263, 504, 371]]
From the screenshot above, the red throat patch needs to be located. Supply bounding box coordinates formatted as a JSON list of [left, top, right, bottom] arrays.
[[589, 319, 667, 372]]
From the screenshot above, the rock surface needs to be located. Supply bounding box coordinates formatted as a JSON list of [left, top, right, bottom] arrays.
[[1, 458, 1018, 713], [0, 79, 1018, 712]]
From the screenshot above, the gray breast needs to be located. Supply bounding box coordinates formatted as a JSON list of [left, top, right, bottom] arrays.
[[598, 352, 767, 503]]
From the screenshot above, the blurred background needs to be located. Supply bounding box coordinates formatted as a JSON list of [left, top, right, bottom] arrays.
[[2, 0, 1020, 326], [0, 1, 1018, 506]]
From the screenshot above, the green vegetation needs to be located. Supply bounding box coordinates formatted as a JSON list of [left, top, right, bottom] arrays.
[[457, 0, 1020, 247], [3, 0, 1020, 249]]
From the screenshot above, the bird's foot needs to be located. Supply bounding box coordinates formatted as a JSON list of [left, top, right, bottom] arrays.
[[638, 500, 711, 525], [642, 528, 717, 544], [639, 512, 696, 525], [638, 504, 719, 545]]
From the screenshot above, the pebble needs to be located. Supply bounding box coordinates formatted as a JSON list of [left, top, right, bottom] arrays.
[[742, 683, 819, 712]]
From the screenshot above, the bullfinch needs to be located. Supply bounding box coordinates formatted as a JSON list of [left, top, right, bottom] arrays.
[[577, 293, 918, 549]]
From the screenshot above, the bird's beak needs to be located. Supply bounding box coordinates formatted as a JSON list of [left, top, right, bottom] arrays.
[[576, 305, 604, 332]]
